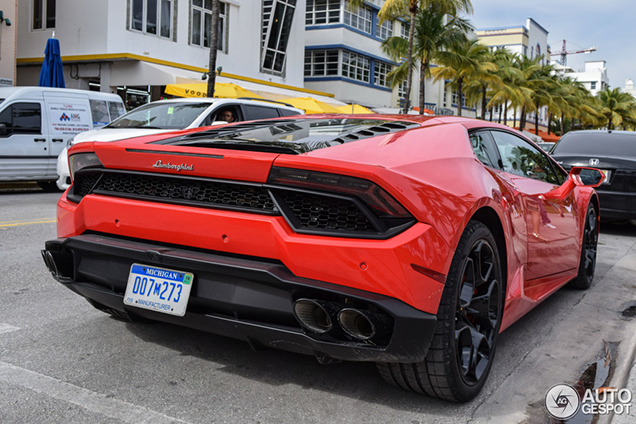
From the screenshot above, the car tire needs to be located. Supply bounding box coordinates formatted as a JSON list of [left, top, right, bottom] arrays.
[[37, 181, 62, 192], [568, 203, 599, 290], [376, 221, 503, 402]]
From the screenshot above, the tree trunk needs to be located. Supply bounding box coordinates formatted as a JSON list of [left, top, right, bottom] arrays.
[[548, 114, 552, 135], [480, 85, 487, 120], [404, 8, 417, 114], [535, 109, 539, 136], [206, 0, 220, 98], [519, 105, 526, 131], [503, 101, 508, 126], [419, 61, 427, 115], [457, 78, 463, 117], [498, 105, 502, 123], [560, 112, 564, 135], [513, 107, 517, 128]]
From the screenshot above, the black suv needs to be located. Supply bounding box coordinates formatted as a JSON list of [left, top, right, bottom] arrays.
[[551, 130, 636, 222]]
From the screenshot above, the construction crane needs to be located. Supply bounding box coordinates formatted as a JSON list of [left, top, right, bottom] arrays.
[[550, 40, 597, 66]]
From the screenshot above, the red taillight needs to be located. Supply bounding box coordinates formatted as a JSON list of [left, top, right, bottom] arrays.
[[267, 167, 412, 219]]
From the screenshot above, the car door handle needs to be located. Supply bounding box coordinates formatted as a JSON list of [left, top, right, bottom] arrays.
[[34, 138, 47, 142], [52, 138, 64, 142]]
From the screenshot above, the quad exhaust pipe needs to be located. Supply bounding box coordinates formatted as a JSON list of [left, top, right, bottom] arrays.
[[293, 299, 387, 341], [337, 308, 377, 340], [293, 298, 338, 334], [41, 250, 60, 277]]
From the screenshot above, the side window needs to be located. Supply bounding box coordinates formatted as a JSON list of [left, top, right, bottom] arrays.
[[278, 108, 301, 117], [490, 131, 560, 185], [243, 105, 280, 120], [212, 106, 240, 124], [13, 103, 42, 134], [0, 103, 42, 136], [469, 131, 497, 168], [0, 106, 11, 135], [90, 100, 110, 126], [108, 101, 126, 121]]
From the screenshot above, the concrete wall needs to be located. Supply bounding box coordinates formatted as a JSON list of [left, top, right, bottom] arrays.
[[0, 0, 17, 86]]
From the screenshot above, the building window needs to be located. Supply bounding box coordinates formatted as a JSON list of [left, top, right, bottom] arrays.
[[304, 50, 339, 77], [377, 19, 393, 40], [374, 61, 392, 87], [33, 0, 55, 30], [452, 91, 467, 107], [262, 0, 297, 75], [191, 0, 226, 50], [131, 0, 173, 38], [398, 80, 408, 98], [305, 0, 340, 25], [590, 81, 597, 90], [400, 22, 409, 39], [342, 51, 370, 82], [344, 4, 372, 34]]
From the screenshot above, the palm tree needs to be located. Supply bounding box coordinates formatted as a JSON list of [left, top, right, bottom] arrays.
[[526, 59, 558, 135], [380, 7, 471, 114], [431, 38, 493, 116], [598, 87, 636, 130], [350, 0, 473, 113]]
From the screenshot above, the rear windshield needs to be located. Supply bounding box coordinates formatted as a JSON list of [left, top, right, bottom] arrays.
[[155, 118, 419, 154], [106, 102, 211, 129], [552, 132, 636, 156]]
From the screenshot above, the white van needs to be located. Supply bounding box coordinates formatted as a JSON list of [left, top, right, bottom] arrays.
[[56, 97, 303, 190], [0, 87, 125, 190]]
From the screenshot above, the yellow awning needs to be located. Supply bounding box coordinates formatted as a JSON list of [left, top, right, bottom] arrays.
[[164, 82, 264, 99], [282, 97, 341, 114], [336, 104, 375, 114]]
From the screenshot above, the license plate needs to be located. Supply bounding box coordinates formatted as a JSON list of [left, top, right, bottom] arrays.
[[124, 264, 193, 317]]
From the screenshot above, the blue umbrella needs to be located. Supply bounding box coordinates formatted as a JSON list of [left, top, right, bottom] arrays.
[[38, 38, 65, 88]]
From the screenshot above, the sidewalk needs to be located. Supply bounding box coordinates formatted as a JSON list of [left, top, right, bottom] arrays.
[[611, 319, 636, 424]]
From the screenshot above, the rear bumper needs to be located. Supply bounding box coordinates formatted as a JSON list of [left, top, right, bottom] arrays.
[[43, 234, 438, 363]]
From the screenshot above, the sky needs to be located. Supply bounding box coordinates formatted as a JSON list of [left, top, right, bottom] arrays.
[[467, 0, 635, 90]]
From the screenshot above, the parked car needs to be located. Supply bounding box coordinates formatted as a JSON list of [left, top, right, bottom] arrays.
[[537, 142, 555, 152], [55, 97, 303, 190], [42, 115, 603, 402], [0, 86, 125, 190], [550, 130, 636, 222]]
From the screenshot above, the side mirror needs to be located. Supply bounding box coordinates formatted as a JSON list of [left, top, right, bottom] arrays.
[[0, 123, 6, 136], [543, 166, 605, 200], [570, 166, 605, 187]]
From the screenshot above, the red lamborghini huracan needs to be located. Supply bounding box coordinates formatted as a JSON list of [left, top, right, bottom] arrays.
[[42, 115, 604, 402]]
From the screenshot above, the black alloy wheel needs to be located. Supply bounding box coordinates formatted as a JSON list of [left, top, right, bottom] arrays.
[[455, 238, 501, 385], [376, 221, 504, 402], [569, 204, 599, 289]]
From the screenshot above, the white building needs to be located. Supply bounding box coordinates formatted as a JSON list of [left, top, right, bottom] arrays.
[[476, 18, 551, 129], [625, 79, 636, 99], [303, 0, 419, 110], [15, 0, 340, 108]]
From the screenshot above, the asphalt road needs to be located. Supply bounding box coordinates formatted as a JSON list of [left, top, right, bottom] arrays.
[[1, 186, 635, 424]]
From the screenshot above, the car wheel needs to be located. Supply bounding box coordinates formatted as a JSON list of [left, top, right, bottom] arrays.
[[37, 181, 62, 192], [376, 221, 503, 402], [568, 204, 599, 289]]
